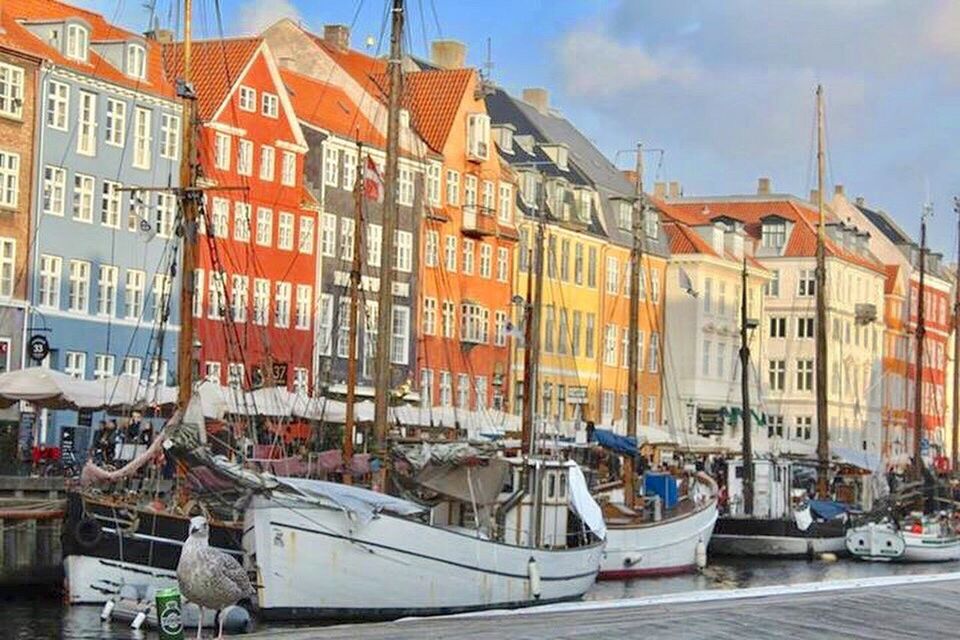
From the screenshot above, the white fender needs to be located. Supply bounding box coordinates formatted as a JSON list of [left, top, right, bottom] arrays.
[[527, 557, 542, 599], [696, 540, 708, 569], [100, 600, 115, 621], [130, 611, 147, 630]]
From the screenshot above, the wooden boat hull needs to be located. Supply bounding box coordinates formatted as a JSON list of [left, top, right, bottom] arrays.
[[244, 493, 603, 620], [599, 499, 717, 579], [709, 516, 847, 558]]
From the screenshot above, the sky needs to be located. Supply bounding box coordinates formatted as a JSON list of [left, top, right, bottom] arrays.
[[78, 0, 960, 256]]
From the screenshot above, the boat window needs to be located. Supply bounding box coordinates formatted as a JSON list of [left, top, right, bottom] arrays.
[[559, 472, 567, 498], [735, 465, 744, 479], [547, 473, 556, 499]]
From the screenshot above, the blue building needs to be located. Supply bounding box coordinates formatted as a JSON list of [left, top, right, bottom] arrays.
[[10, 2, 182, 448]]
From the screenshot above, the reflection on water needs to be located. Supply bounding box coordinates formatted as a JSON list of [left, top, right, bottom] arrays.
[[3, 560, 956, 639]]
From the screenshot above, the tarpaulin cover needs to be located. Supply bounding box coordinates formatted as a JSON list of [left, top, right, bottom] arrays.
[[280, 477, 426, 524], [808, 499, 849, 521], [590, 428, 639, 456]]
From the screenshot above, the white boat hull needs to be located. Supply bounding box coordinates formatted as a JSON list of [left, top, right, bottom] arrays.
[[244, 494, 603, 620], [846, 523, 906, 561], [600, 499, 717, 579], [901, 531, 960, 563], [65, 554, 178, 605]]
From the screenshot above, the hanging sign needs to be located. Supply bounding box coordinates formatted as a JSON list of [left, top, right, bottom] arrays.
[[28, 335, 50, 363]]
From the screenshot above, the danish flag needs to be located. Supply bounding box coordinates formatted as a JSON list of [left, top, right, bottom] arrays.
[[363, 156, 384, 203]]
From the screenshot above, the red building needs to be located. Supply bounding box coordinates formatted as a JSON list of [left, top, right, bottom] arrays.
[[163, 38, 315, 392], [906, 273, 951, 443]]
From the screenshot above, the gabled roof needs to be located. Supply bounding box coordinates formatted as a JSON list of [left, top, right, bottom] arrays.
[[665, 220, 719, 257], [857, 203, 912, 246], [397, 68, 474, 154], [3, 0, 175, 99], [307, 33, 387, 88], [162, 37, 262, 121]]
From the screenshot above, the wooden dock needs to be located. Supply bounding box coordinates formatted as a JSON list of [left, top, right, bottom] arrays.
[[0, 476, 66, 588], [248, 572, 960, 639]]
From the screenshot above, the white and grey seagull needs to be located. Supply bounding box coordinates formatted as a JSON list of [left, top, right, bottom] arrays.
[[177, 515, 252, 639]]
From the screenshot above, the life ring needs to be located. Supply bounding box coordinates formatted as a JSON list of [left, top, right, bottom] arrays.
[[74, 516, 103, 549]]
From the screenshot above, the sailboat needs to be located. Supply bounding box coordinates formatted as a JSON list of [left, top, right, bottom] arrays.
[[709, 86, 848, 558]]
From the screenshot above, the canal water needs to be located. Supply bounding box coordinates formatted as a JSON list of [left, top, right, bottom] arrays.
[[3, 559, 954, 639]]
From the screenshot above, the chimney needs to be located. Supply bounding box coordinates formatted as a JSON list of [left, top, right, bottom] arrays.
[[430, 40, 467, 70], [323, 24, 351, 51], [757, 177, 771, 195], [654, 182, 667, 199], [522, 87, 549, 114], [834, 184, 845, 197], [668, 181, 681, 198], [144, 28, 173, 43], [809, 189, 820, 204], [621, 170, 637, 186], [855, 196, 865, 207]]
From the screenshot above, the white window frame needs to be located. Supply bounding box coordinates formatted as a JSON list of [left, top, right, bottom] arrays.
[[234, 202, 251, 242], [260, 145, 276, 181], [252, 278, 269, 326], [124, 269, 146, 319], [97, 264, 117, 316], [0, 237, 14, 298], [275, 281, 291, 327], [295, 284, 312, 330], [238, 86, 256, 112], [261, 92, 279, 118], [68, 259, 90, 313], [64, 351, 86, 379], [214, 133, 231, 171], [281, 151, 296, 186], [160, 113, 180, 160], [133, 107, 152, 170], [39, 254, 62, 308], [237, 139, 253, 176], [126, 43, 146, 79], [65, 24, 89, 62], [0, 150, 18, 209], [424, 230, 438, 267], [46, 81, 69, 131], [299, 216, 315, 254], [105, 99, 127, 147], [72, 173, 95, 223], [278, 212, 294, 250], [0, 62, 24, 119], [256, 207, 273, 247], [394, 230, 412, 272]]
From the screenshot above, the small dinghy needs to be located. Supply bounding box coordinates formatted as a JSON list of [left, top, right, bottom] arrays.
[[847, 514, 960, 563]]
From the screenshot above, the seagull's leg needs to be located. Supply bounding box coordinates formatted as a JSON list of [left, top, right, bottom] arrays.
[[217, 609, 225, 639], [196, 606, 204, 640]]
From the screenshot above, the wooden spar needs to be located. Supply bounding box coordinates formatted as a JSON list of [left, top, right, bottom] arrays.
[[624, 143, 643, 510], [739, 254, 754, 516], [373, 0, 404, 468], [953, 196, 960, 472], [176, 0, 198, 409], [913, 204, 930, 480], [520, 246, 535, 454], [527, 174, 547, 459], [343, 140, 364, 483], [815, 84, 830, 500]]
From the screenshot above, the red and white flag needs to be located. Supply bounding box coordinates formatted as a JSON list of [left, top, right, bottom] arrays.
[[363, 156, 384, 203]]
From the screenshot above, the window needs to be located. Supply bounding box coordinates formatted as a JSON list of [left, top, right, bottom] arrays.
[[94, 354, 115, 380], [253, 207, 272, 247], [573, 243, 584, 285], [651, 269, 661, 303], [68, 260, 90, 312], [367, 224, 382, 267], [0, 238, 13, 297], [275, 281, 291, 327], [464, 174, 478, 211], [497, 247, 509, 282], [424, 230, 439, 267], [0, 63, 24, 119], [559, 240, 570, 282], [764, 269, 780, 297], [207, 271, 225, 319], [231, 275, 248, 322], [340, 218, 355, 261], [314, 214, 335, 257], [155, 192, 176, 238], [444, 236, 457, 272], [442, 300, 455, 338], [495, 310, 507, 346], [767, 414, 785, 439], [620, 326, 629, 367], [798, 269, 815, 297], [398, 166, 414, 206], [647, 396, 657, 428], [239, 86, 256, 112], [796, 416, 813, 440], [462, 239, 475, 275], [588, 247, 598, 287], [606, 257, 619, 294], [43, 166, 66, 215], [797, 317, 815, 339], [769, 317, 786, 338], [295, 284, 311, 330], [603, 324, 617, 365], [424, 164, 442, 207], [460, 302, 489, 344], [237, 139, 253, 176], [261, 92, 279, 118], [96, 180, 122, 229], [105, 99, 127, 147], [125, 270, 145, 319], [446, 169, 460, 205], [439, 371, 452, 406], [482, 180, 495, 213], [762, 220, 786, 248], [702, 340, 711, 376], [394, 230, 412, 272], [601, 390, 614, 423], [65, 24, 89, 62], [557, 309, 570, 355], [547, 236, 558, 279], [703, 278, 713, 313], [718, 282, 727, 316], [585, 313, 596, 358], [229, 202, 251, 242], [214, 133, 231, 171], [128, 189, 148, 232], [457, 373, 470, 409], [645, 212, 660, 239], [150, 274, 171, 321], [618, 201, 632, 230], [475, 376, 488, 410], [498, 183, 512, 223], [316, 293, 333, 356], [281, 151, 296, 186], [768, 360, 785, 391], [649, 332, 660, 373], [227, 363, 245, 389], [97, 264, 117, 316], [299, 217, 315, 253], [64, 351, 86, 379], [133, 107, 152, 169], [123, 42, 147, 78], [260, 145, 277, 182], [420, 369, 434, 407], [253, 278, 269, 326], [571, 311, 582, 356], [211, 198, 229, 237], [159, 114, 180, 160], [39, 255, 62, 308], [205, 361, 222, 384], [192, 270, 204, 318], [72, 174, 94, 222], [544, 305, 555, 352], [391, 306, 410, 364], [324, 147, 339, 187], [797, 359, 814, 391], [466, 112, 490, 160], [278, 213, 294, 250], [423, 298, 437, 335], [46, 81, 69, 130], [480, 243, 492, 278]]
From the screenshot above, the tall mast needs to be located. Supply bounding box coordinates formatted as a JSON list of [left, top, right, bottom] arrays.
[[343, 142, 364, 483], [815, 85, 830, 499], [739, 255, 754, 515], [523, 175, 547, 458], [373, 0, 404, 459], [624, 143, 643, 510], [913, 204, 930, 480], [953, 196, 960, 472], [520, 246, 535, 454], [176, 0, 198, 408]]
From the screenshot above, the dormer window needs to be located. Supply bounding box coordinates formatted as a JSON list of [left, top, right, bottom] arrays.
[[645, 211, 660, 239], [498, 126, 513, 154], [540, 143, 569, 171], [761, 219, 786, 248], [617, 200, 632, 230], [466, 113, 490, 161], [65, 24, 89, 62], [126, 43, 147, 79]]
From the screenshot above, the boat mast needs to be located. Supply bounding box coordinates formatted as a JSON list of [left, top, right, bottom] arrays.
[[343, 141, 364, 483], [815, 84, 830, 500], [624, 143, 643, 510], [522, 174, 547, 459], [913, 203, 930, 480], [739, 255, 754, 515], [176, 0, 198, 409], [373, 0, 404, 466], [953, 196, 960, 472]]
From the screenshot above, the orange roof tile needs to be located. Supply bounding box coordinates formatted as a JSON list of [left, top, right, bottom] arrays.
[[3, 0, 175, 99], [309, 35, 388, 87], [664, 221, 718, 257], [162, 37, 263, 121], [396, 68, 474, 154]]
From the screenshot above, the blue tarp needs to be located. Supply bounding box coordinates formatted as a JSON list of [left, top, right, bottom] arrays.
[[590, 428, 639, 456], [808, 499, 849, 521]]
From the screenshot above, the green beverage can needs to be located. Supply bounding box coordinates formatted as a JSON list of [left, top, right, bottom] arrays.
[[155, 587, 185, 640]]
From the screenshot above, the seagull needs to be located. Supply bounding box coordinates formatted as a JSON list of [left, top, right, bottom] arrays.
[[177, 516, 252, 639]]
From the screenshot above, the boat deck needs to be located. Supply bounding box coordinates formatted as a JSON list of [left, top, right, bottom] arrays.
[[248, 572, 960, 639]]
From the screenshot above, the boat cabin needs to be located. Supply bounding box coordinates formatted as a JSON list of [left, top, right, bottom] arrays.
[[499, 458, 578, 548], [725, 458, 792, 519]]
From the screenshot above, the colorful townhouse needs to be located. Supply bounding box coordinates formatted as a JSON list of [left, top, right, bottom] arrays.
[[161, 38, 314, 393], [836, 191, 952, 461], [6, 0, 182, 446], [662, 179, 886, 458], [401, 43, 519, 416], [262, 22, 433, 395], [516, 89, 670, 436]]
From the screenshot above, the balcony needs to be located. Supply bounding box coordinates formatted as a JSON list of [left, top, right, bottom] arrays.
[[461, 207, 497, 238]]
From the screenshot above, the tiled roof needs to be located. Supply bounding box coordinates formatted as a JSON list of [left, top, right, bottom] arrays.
[[3, 0, 175, 99], [664, 220, 718, 257], [279, 67, 385, 148], [308, 34, 387, 88], [398, 68, 474, 154], [858, 203, 912, 246], [162, 37, 262, 120]]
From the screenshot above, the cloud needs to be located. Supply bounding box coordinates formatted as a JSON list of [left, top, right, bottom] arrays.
[[231, 0, 303, 35]]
